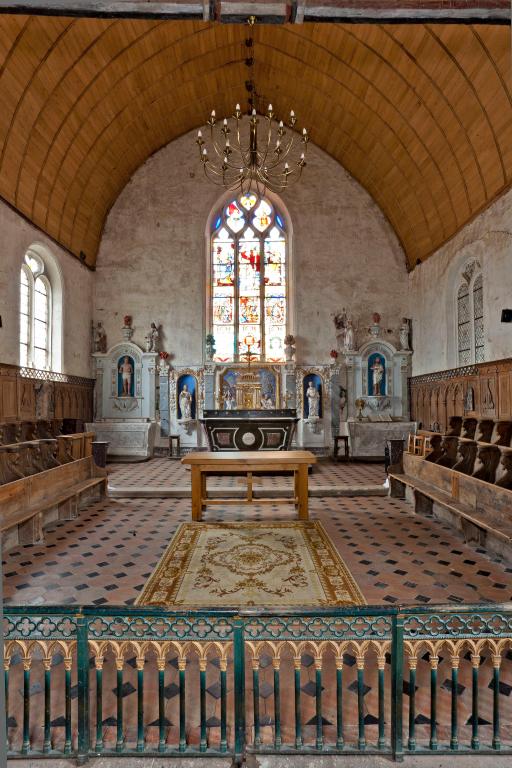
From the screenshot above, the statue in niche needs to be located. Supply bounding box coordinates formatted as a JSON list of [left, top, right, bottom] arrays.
[[495, 449, 512, 489], [306, 381, 320, 419], [260, 394, 274, 410], [145, 322, 160, 353], [179, 384, 193, 421], [119, 356, 134, 397], [93, 322, 107, 353], [464, 385, 475, 413], [370, 356, 385, 396], [224, 389, 236, 410]]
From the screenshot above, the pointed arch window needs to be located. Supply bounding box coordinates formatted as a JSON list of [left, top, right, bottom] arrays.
[[19, 250, 52, 370], [456, 261, 484, 366], [209, 194, 288, 362]]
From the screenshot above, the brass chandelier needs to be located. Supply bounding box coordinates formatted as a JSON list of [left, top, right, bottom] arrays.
[[196, 17, 309, 194]]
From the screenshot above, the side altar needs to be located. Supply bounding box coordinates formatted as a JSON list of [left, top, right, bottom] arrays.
[[87, 318, 159, 459]]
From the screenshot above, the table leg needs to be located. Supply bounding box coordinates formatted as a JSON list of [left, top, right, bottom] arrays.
[[294, 470, 300, 507], [297, 464, 309, 520], [201, 472, 207, 509], [247, 472, 253, 502], [191, 467, 202, 521]]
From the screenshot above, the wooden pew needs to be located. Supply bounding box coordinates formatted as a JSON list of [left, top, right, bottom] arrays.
[[389, 450, 512, 563], [0, 456, 107, 551]]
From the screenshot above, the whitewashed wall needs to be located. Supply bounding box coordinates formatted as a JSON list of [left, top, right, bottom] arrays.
[[94, 128, 408, 364], [408, 189, 512, 376], [0, 200, 93, 378]]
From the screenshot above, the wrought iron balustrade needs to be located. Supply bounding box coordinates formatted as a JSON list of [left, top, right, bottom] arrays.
[[3, 603, 512, 763]]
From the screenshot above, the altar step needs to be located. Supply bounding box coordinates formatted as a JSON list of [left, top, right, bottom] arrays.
[[107, 484, 387, 499]]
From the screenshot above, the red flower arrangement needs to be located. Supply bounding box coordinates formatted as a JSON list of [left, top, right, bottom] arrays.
[[123, 315, 132, 327], [330, 349, 338, 359], [159, 351, 169, 360]]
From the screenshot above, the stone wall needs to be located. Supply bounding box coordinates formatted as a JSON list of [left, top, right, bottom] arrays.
[[0, 199, 93, 378], [408, 188, 512, 377], [94, 128, 409, 365]]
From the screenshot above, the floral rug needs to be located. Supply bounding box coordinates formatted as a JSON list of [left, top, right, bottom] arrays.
[[136, 521, 365, 607]]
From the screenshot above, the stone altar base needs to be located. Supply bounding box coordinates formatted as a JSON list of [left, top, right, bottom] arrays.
[[86, 420, 157, 460], [348, 420, 416, 461]]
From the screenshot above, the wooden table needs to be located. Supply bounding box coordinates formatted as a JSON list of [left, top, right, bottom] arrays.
[[181, 450, 317, 521]]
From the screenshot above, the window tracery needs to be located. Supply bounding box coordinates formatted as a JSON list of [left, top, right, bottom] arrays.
[[19, 250, 52, 370], [456, 260, 484, 366]]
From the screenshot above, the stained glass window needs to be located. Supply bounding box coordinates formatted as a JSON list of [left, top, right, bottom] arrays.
[[19, 251, 51, 370], [210, 195, 287, 362]]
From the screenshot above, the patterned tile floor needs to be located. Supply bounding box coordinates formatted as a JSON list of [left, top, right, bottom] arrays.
[[3, 459, 512, 753], [107, 457, 387, 489]]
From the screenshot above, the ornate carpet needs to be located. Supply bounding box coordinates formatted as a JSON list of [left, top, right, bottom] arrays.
[[136, 521, 365, 607]]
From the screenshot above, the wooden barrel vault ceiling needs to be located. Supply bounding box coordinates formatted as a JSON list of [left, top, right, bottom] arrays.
[[0, 15, 510, 269]]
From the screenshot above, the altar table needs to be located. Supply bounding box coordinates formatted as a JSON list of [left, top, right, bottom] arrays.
[[181, 450, 317, 521]]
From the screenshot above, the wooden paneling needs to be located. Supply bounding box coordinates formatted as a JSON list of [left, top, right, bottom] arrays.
[[0, 17, 510, 269], [410, 358, 512, 430], [0, 363, 94, 422]]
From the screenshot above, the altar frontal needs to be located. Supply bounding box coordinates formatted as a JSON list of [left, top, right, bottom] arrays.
[[137, 521, 365, 608]]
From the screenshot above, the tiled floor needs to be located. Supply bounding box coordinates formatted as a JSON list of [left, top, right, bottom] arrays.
[[3, 459, 512, 753], [3, 487, 511, 607], [108, 457, 386, 489]]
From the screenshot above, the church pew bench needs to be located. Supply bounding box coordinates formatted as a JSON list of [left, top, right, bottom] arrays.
[[389, 452, 512, 562], [0, 456, 107, 551]]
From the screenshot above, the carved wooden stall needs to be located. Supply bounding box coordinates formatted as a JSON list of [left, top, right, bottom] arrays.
[[410, 358, 512, 431], [0, 363, 94, 423]]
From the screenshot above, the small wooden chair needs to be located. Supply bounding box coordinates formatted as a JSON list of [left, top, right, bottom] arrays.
[[169, 434, 181, 459], [333, 435, 350, 462]]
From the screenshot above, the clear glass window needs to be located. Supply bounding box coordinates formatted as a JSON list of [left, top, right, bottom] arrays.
[[19, 253, 52, 369]]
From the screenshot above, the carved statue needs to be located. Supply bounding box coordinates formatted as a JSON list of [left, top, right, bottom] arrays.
[[435, 435, 459, 468], [446, 416, 463, 437], [492, 421, 512, 447], [425, 434, 444, 463], [93, 322, 107, 353], [371, 357, 385, 396], [145, 322, 160, 353], [224, 391, 236, 410], [472, 444, 501, 484], [344, 319, 355, 351], [452, 440, 478, 475], [464, 386, 475, 413], [179, 384, 193, 421], [119, 356, 133, 397], [306, 381, 320, 419], [333, 308, 348, 349], [399, 318, 410, 351], [495, 448, 512, 490], [460, 417, 478, 440]]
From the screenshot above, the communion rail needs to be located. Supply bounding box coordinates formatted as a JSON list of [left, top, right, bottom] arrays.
[[4, 603, 512, 764]]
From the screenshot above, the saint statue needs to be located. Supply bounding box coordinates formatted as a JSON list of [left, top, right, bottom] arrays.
[[333, 308, 348, 349], [260, 394, 274, 410], [306, 381, 320, 418], [119, 356, 133, 396], [399, 318, 410, 351], [344, 319, 355, 351], [145, 322, 160, 352], [224, 390, 236, 410], [93, 322, 107, 353], [371, 356, 385, 396], [179, 384, 193, 420]]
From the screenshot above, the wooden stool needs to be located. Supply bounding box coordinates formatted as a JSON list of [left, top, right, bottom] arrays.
[[333, 435, 350, 461], [169, 434, 181, 459]]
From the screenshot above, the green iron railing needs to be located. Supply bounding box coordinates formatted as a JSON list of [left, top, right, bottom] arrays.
[[3, 603, 512, 764]]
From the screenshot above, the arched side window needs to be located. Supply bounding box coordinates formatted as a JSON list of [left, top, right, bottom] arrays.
[[209, 193, 288, 362], [19, 249, 52, 370], [456, 260, 484, 366]]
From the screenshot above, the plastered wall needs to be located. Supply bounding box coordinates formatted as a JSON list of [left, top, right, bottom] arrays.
[[0, 199, 93, 378], [94, 128, 409, 364], [408, 188, 512, 376]]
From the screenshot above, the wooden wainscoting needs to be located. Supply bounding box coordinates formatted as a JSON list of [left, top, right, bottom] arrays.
[[410, 358, 512, 431], [0, 363, 94, 423]]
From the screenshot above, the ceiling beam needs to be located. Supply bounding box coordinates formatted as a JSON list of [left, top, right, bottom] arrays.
[[1, 0, 509, 23]]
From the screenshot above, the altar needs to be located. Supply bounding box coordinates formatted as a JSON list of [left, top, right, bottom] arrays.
[[201, 409, 298, 451]]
